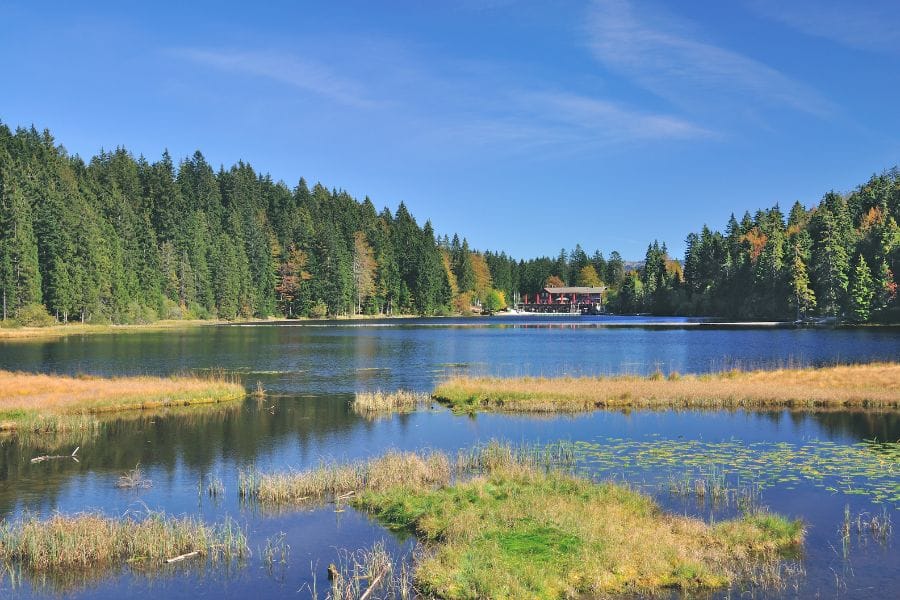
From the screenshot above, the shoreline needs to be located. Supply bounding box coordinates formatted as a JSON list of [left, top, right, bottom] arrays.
[[2, 315, 896, 342]]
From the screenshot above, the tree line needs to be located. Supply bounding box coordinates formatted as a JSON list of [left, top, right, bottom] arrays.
[[0, 123, 897, 324]]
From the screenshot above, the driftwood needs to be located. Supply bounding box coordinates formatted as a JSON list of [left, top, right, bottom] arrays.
[[359, 566, 390, 600], [336, 491, 355, 500], [31, 446, 80, 464], [165, 551, 199, 563]]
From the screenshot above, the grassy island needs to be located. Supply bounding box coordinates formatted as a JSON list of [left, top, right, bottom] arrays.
[[0, 370, 245, 432], [244, 444, 803, 598], [433, 362, 900, 413]]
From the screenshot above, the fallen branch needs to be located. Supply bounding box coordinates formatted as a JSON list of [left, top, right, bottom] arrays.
[[31, 446, 80, 464], [359, 566, 390, 600], [165, 550, 199, 564], [336, 491, 355, 500]]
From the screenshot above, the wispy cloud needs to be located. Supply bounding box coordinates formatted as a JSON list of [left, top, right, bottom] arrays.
[[748, 0, 900, 53], [523, 91, 714, 142], [169, 48, 377, 109], [586, 0, 834, 117], [168, 35, 712, 157]]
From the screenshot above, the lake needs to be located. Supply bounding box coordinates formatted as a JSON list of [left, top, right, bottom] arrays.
[[1, 316, 898, 598]]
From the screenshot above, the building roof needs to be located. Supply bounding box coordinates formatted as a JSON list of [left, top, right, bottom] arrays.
[[543, 286, 606, 294]]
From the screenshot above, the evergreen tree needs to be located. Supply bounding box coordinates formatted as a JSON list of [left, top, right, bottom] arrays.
[[790, 244, 816, 319], [848, 254, 874, 322]]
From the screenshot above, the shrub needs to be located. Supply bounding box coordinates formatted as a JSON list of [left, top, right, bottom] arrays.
[[15, 303, 56, 327], [308, 301, 328, 319]]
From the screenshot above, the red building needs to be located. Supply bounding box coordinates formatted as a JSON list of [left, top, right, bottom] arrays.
[[519, 286, 606, 314]]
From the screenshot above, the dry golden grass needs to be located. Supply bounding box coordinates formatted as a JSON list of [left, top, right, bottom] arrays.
[[0, 319, 223, 341], [241, 450, 452, 504], [433, 362, 900, 412], [0, 511, 247, 572], [352, 390, 429, 417], [0, 370, 245, 431]]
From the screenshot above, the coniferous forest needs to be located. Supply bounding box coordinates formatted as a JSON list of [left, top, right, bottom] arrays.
[[0, 123, 897, 325]]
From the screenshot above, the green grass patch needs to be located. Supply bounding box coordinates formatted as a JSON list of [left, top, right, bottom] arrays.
[[352, 463, 804, 598]]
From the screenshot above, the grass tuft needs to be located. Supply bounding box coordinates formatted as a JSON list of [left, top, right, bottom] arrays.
[[0, 511, 248, 573], [352, 390, 429, 417]]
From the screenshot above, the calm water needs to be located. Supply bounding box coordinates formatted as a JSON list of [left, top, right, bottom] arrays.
[[0, 316, 898, 598]]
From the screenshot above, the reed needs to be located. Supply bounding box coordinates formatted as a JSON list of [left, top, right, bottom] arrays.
[[245, 451, 452, 505], [433, 362, 900, 413], [0, 369, 246, 432], [116, 465, 152, 489], [0, 511, 248, 572], [352, 390, 428, 416], [318, 542, 414, 600]]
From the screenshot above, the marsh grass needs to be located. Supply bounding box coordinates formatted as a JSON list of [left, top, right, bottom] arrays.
[[841, 504, 893, 553], [352, 390, 429, 418], [354, 464, 805, 598], [116, 465, 152, 489], [433, 362, 900, 412], [245, 442, 803, 597], [243, 451, 452, 505], [322, 542, 414, 600], [0, 369, 246, 432], [0, 511, 248, 574], [667, 467, 762, 511], [261, 532, 290, 580], [207, 474, 225, 498]]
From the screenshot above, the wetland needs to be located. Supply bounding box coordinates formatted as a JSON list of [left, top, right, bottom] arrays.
[[0, 316, 897, 598]]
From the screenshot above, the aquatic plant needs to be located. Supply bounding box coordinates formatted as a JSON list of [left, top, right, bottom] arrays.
[[244, 451, 452, 504], [303, 542, 414, 600], [433, 362, 900, 412], [261, 532, 290, 579], [352, 390, 428, 417], [116, 465, 152, 490], [207, 474, 225, 498], [573, 436, 900, 507], [0, 511, 248, 572]]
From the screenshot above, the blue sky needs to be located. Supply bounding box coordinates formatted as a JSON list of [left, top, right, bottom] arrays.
[[1, 1, 898, 259]]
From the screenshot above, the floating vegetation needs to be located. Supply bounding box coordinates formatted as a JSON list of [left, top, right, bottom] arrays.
[[573, 436, 900, 507], [116, 465, 152, 490], [352, 390, 428, 418]]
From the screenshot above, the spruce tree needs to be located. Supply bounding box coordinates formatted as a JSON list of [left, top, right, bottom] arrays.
[[848, 254, 874, 322]]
